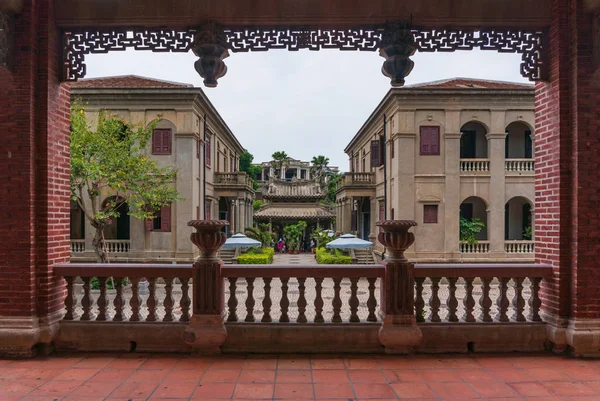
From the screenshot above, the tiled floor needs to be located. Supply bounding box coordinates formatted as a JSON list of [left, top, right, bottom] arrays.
[[1, 353, 599, 400]]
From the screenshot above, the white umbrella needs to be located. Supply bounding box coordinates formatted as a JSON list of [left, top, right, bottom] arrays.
[[222, 233, 261, 249], [326, 233, 373, 249]]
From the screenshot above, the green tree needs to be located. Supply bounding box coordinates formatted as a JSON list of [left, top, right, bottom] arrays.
[[310, 155, 330, 188], [325, 172, 342, 205], [253, 200, 264, 211], [239, 149, 262, 188], [459, 217, 486, 245], [245, 223, 275, 248], [70, 100, 181, 263], [271, 151, 290, 180], [283, 220, 307, 252]]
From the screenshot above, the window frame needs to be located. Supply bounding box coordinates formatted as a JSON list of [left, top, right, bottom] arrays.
[[423, 204, 439, 224], [152, 128, 172, 155], [419, 126, 441, 156]]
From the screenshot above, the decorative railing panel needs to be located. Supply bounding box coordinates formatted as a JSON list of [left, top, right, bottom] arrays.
[[338, 172, 375, 189], [460, 159, 490, 173], [505, 159, 534, 172], [105, 240, 131, 253], [460, 241, 490, 253], [214, 172, 254, 188], [70, 240, 85, 253], [55, 264, 192, 323], [221, 265, 384, 323], [505, 241, 535, 253], [414, 264, 552, 323]]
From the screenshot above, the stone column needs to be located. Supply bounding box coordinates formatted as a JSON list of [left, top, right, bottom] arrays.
[[487, 112, 507, 257], [377, 220, 422, 354], [183, 220, 229, 353], [237, 198, 245, 232], [444, 112, 462, 256]]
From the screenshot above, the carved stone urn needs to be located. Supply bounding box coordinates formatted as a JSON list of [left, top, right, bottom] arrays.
[[192, 21, 229, 88], [183, 220, 229, 353], [376, 219, 422, 354]]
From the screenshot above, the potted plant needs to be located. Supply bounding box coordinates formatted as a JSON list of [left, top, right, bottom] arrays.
[[459, 217, 485, 244]]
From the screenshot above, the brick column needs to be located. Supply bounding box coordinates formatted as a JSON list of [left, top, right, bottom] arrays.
[[377, 220, 421, 354], [183, 220, 228, 353], [536, 0, 600, 356], [0, 0, 70, 357]]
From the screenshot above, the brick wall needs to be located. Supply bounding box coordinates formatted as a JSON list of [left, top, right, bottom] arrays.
[[536, 0, 600, 320], [0, 0, 69, 319]]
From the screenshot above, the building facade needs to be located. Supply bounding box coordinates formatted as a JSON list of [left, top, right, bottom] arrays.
[[337, 78, 535, 262], [70, 75, 254, 262]]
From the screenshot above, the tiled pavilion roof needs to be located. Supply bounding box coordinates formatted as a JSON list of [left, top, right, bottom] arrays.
[[69, 75, 193, 88], [254, 204, 334, 220]]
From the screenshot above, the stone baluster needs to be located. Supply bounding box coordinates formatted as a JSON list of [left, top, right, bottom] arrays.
[[180, 278, 191, 322], [245, 278, 255, 323], [261, 278, 272, 323], [280, 278, 290, 323], [464, 277, 476, 323], [314, 277, 325, 323], [227, 278, 238, 322], [414, 277, 425, 323], [332, 278, 343, 323], [64, 277, 74, 321], [183, 220, 228, 353], [377, 220, 422, 354], [81, 277, 92, 321], [297, 278, 308, 323], [367, 277, 378, 322], [97, 277, 108, 321]]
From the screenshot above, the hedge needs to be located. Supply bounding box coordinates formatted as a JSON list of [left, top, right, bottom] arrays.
[[315, 248, 352, 264], [237, 247, 274, 264]]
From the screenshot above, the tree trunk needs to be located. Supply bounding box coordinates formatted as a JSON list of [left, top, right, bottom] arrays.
[[92, 226, 109, 263]]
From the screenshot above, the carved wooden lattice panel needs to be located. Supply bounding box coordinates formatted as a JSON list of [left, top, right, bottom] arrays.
[[63, 26, 547, 82]]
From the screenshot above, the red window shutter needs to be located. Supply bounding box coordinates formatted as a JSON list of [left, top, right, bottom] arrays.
[[370, 140, 381, 167], [424, 205, 438, 223], [430, 127, 440, 155], [161, 204, 171, 232], [420, 127, 430, 155], [162, 130, 172, 154], [152, 130, 162, 154]]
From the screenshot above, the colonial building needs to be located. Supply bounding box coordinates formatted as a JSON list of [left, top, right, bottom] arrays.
[[336, 78, 535, 262], [254, 158, 339, 183], [69, 75, 254, 262]]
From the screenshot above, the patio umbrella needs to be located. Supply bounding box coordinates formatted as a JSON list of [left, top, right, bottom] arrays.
[[221, 233, 261, 249], [326, 233, 373, 249]]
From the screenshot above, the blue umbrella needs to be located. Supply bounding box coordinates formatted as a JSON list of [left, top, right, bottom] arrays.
[[222, 233, 261, 249], [326, 233, 373, 249]]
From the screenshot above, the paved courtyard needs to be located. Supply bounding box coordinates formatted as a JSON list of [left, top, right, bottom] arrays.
[[0, 352, 598, 400]]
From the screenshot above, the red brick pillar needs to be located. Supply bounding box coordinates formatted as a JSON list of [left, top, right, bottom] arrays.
[[536, 0, 600, 356], [0, 0, 70, 357], [183, 220, 228, 353], [377, 220, 422, 354]]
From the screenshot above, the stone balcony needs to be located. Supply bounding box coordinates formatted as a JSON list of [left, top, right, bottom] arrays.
[[214, 172, 255, 191]]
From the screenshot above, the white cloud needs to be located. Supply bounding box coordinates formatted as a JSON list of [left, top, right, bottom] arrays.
[[85, 48, 527, 170]]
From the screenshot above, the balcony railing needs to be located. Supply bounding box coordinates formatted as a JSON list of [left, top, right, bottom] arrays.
[[54, 220, 553, 354], [460, 241, 490, 253], [337, 172, 374, 189], [505, 241, 535, 253], [221, 265, 383, 324], [414, 264, 549, 323], [105, 240, 131, 253], [214, 172, 254, 188], [460, 158, 490, 172], [70, 240, 85, 253], [506, 158, 534, 172]]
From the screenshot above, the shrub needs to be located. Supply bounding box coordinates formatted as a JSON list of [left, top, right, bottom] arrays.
[[459, 217, 486, 244], [315, 248, 352, 264], [237, 247, 274, 264]]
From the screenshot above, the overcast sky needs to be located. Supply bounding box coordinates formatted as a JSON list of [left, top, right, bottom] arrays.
[[86, 49, 528, 171]]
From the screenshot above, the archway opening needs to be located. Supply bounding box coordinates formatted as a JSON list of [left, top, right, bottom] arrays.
[[70, 201, 85, 240], [505, 196, 533, 240], [460, 122, 488, 159], [101, 197, 130, 240], [460, 196, 488, 240], [505, 122, 533, 159]]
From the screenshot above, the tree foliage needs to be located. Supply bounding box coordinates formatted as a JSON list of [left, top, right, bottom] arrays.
[[70, 100, 181, 262], [310, 155, 330, 186], [325, 172, 342, 205], [244, 223, 276, 248], [239, 149, 262, 188], [459, 217, 486, 245], [311, 228, 338, 249], [271, 151, 290, 180], [283, 221, 307, 251]]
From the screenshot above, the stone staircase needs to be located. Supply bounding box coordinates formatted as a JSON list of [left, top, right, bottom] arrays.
[[352, 248, 377, 264], [219, 248, 237, 264]]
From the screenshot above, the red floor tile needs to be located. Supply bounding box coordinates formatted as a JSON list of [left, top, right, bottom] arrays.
[[151, 382, 199, 398], [107, 357, 147, 369], [162, 369, 204, 383], [274, 383, 314, 399], [524, 367, 571, 381], [69, 381, 120, 398], [88, 368, 135, 382], [73, 356, 117, 368], [468, 380, 520, 398], [53, 367, 100, 381], [110, 381, 160, 399], [277, 357, 311, 370], [191, 383, 236, 399], [348, 368, 387, 383], [201, 368, 241, 383], [455, 368, 500, 382], [509, 381, 557, 397], [489, 368, 535, 382], [239, 369, 276, 383], [211, 357, 246, 369], [174, 357, 213, 370], [344, 357, 379, 369], [314, 382, 355, 399], [244, 358, 278, 370], [0, 380, 41, 396], [311, 358, 345, 370], [311, 369, 348, 383], [28, 380, 81, 397], [428, 382, 480, 399], [353, 383, 397, 399], [391, 382, 438, 399], [140, 357, 180, 370], [561, 367, 600, 381], [542, 381, 598, 396], [127, 368, 169, 382], [233, 383, 275, 399], [384, 369, 424, 383], [418, 369, 461, 382], [276, 369, 312, 383]]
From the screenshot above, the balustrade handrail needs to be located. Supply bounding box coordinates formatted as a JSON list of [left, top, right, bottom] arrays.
[[221, 264, 385, 279], [414, 263, 552, 278], [55, 263, 193, 278]]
